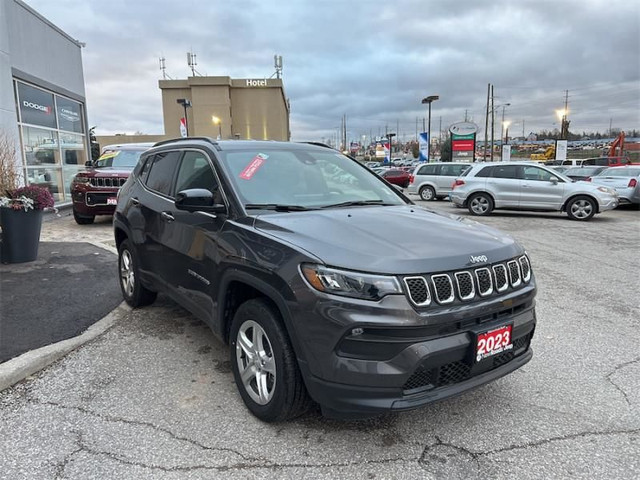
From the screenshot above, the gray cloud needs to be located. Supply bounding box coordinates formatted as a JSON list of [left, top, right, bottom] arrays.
[[25, 0, 639, 141]]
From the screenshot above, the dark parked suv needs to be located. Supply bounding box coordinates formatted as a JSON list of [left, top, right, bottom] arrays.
[[114, 138, 537, 421]]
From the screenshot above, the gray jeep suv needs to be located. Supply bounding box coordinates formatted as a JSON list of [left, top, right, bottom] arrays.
[[114, 138, 537, 421]]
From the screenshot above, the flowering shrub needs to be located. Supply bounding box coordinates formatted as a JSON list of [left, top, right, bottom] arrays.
[[0, 185, 55, 212]]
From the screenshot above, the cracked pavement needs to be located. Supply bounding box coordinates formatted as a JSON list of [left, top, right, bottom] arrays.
[[1, 205, 638, 479]]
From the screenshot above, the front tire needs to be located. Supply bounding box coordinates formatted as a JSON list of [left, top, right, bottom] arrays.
[[419, 186, 436, 201], [230, 298, 311, 422], [566, 196, 596, 221], [118, 239, 157, 307], [468, 193, 494, 216]]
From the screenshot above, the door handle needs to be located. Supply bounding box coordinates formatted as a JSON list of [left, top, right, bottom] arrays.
[[130, 197, 140, 206], [161, 211, 175, 222]]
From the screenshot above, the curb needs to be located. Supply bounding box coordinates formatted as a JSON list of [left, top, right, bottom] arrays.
[[0, 302, 131, 392]]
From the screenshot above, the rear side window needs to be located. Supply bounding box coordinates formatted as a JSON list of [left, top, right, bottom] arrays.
[[145, 151, 181, 196], [492, 165, 519, 179], [418, 164, 437, 175], [475, 166, 494, 177]]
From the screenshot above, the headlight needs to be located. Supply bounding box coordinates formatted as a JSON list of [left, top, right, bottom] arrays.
[[72, 175, 90, 184], [301, 264, 402, 300]]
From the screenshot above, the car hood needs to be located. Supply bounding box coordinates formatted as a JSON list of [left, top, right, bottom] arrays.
[[253, 205, 522, 274]]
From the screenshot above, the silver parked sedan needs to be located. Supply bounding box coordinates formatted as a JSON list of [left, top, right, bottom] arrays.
[[449, 162, 619, 221], [589, 165, 640, 206]]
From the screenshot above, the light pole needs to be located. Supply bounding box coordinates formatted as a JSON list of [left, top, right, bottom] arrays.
[[176, 98, 192, 136], [421, 95, 439, 160], [211, 116, 222, 139], [500, 103, 511, 145]]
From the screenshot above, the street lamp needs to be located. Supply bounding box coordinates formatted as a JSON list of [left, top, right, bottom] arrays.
[[211, 115, 222, 140], [421, 95, 439, 160], [500, 103, 511, 145], [176, 98, 192, 136]]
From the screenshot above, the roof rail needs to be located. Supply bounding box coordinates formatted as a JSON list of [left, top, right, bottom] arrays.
[[152, 137, 219, 148]]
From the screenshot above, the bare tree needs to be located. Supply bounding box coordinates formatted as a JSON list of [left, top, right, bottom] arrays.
[[0, 130, 22, 196]]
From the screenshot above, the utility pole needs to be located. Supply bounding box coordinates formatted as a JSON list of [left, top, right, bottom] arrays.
[[490, 85, 495, 161], [484, 83, 490, 160], [464, 109, 468, 122]]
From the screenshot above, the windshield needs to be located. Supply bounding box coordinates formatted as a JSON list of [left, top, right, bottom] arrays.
[[599, 167, 640, 177], [95, 149, 146, 168], [217, 147, 407, 210]]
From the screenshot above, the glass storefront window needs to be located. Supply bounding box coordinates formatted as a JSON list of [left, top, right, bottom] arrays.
[[17, 83, 57, 129], [15, 80, 88, 204], [22, 127, 58, 166], [60, 132, 89, 198], [56, 96, 84, 133], [26, 166, 64, 203]]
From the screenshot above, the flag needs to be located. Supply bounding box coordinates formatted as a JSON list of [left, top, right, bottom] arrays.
[[180, 118, 187, 138]]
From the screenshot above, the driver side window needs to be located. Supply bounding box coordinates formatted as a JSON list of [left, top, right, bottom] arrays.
[[523, 166, 556, 182], [175, 151, 224, 203]]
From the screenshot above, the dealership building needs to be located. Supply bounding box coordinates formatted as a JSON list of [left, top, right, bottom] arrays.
[[1, 0, 90, 204]]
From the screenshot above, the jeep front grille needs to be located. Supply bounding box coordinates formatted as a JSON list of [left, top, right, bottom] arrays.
[[403, 256, 531, 307], [403, 277, 431, 306], [492, 264, 508, 292], [475, 268, 493, 297], [431, 274, 454, 304], [89, 177, 126, 188], [507, 260, 521, 287]]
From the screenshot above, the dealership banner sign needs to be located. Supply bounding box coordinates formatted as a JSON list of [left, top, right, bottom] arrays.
[[419, 132, 429, 162], [180, 118, 187, 138], [450, 122, 478, 162]]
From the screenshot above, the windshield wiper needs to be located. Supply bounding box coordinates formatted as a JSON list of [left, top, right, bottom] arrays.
[[321, 199, 393, 209], [245, 203, 316, 212]]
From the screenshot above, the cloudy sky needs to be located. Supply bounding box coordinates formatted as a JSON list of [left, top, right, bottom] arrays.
[[25, 0, 640, 143]]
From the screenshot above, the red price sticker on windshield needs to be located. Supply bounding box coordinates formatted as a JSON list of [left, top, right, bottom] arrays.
[[239, 153, 269, 180]]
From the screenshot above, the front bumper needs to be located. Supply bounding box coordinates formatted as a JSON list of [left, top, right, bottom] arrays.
[[292, 276, 537, 418], [598, 194, 619, 212], [71, 188, 119, 215]]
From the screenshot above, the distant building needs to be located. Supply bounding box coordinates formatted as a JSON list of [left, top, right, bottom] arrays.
[[0, 0, 89, 204], [160, 76, 290, 141], [526, 133, 538, 142]]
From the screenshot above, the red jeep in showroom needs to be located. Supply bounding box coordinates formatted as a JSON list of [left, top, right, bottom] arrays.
[[70, 143, 152, 224]]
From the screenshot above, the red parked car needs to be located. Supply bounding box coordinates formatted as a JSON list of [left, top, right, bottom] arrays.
[[380, 168, 411, 188], [70, 143, 152, 224]]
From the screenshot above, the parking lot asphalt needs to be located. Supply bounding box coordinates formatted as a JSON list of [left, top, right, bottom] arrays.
[[0, 203, 638, 479]]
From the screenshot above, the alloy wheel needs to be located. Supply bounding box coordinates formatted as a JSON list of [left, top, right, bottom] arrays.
[[570, 199, 593, 219], [470, 196, 489, 214], [235, 320, 276, 405], [120, 249, 135, 297]]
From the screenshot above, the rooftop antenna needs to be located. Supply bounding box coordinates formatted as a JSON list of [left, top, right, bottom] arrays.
[[187, 50, 202, 76], [270, 54, 283, 79], [159, 56, 172, 79]]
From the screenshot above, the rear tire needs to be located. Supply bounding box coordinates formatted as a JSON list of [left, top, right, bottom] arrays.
[[566, 195, 596, 221], [73, 209, 95, 225], [118, 239, 157, 307], [230, 298, 311, 422], [419, 186, 436, 201], [468, 193, 494, 216]]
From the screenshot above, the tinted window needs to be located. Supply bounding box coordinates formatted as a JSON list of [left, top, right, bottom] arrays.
[[175, 151, 224, 203], [418, 164, 437, 175], [492, 165, 519, 179], [145, 151, 181, 196], [475, 166, 494, 177]]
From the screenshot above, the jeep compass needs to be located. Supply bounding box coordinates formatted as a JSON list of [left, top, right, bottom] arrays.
[[114, 138, 537, 421]]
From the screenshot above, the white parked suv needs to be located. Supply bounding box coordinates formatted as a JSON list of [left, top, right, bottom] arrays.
[[449, 162, 619, 221], [407, 162, 471, 201]]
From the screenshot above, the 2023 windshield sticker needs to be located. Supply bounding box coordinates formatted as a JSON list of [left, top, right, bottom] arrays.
[[239, 153, 269, 180]]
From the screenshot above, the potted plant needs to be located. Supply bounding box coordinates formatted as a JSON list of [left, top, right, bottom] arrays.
[[1, 185, 55, 263], [0, 131, 55, 263]]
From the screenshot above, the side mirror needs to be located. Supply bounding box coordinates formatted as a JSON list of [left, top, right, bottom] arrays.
[[175, 188, 227, 214], [550, 177, 558, 185], [85, 161, 93, 167]]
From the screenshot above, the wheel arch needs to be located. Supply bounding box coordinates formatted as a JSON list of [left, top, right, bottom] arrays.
[[463, 190, 496, 207], [562, 193, 600, 213]]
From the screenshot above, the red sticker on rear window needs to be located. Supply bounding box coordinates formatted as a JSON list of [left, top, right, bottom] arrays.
[[239, 154, 268, 180]]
